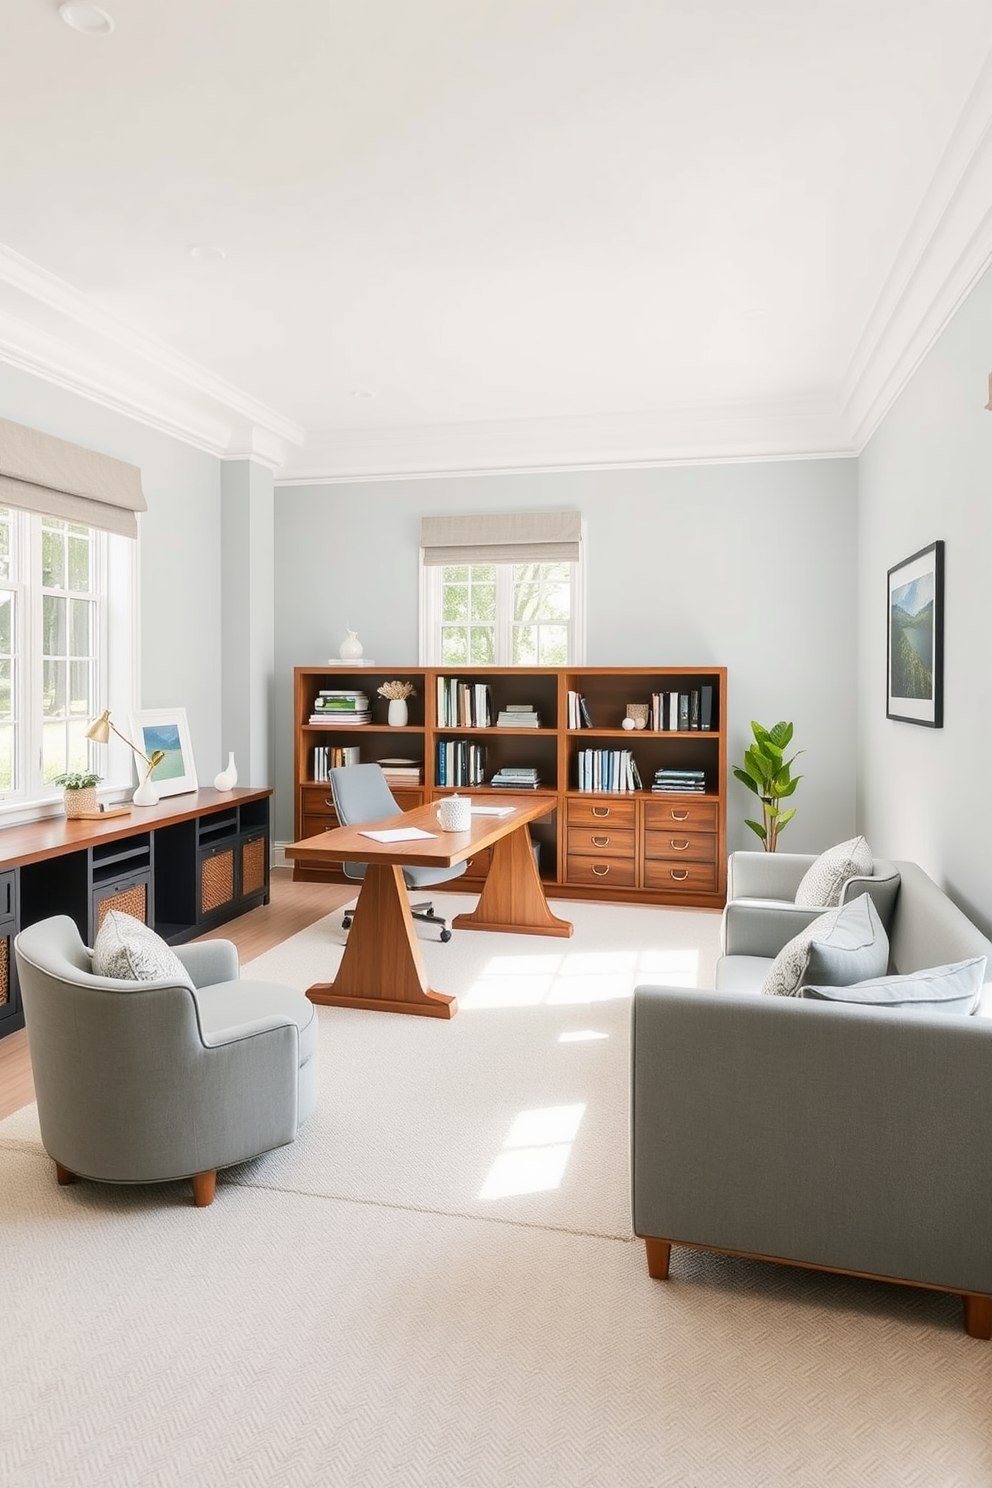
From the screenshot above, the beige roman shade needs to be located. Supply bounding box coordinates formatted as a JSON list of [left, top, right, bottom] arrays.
[[420, 510, 582, 566], [0, 418, 147, 538]]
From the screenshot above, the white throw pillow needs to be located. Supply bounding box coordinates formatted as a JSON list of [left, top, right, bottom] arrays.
[[794, 836, 874, 908], [761, 894, 889, 998], [92, 910, 193, 986]]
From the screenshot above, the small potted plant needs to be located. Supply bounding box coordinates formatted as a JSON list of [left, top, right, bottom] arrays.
[[53, 770, 103, 819]]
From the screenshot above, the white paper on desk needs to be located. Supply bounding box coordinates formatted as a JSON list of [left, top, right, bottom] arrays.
[[360, 827, 438, 842], [470, 805, 516, 816]]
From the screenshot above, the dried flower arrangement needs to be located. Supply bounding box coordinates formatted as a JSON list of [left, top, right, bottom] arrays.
[[377, 680, 417, 701]]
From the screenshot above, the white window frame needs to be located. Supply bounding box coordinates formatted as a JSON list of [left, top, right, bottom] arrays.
[[0, 512, 137, 821], [419, 544, 587, 667]]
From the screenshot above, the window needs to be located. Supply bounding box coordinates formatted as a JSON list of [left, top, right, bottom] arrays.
[[420, 511, 585, 666], [0, 507, 134, 808]]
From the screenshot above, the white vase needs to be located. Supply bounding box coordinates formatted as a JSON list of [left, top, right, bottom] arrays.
[[339, 629, 364, 660], [214, 752, 238, 791], [387, 698, 409, 727]]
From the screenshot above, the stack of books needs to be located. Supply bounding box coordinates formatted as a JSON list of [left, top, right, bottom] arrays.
[[435, 739, 487, 788], [566, 690, 593, 728], [496, 703, 541, 727], [312, 743, 360, 779], [436, 677, 493, 727], [309, 690, 372, 725], [652, 768, 707, 793], [649, 686, 714, 731], [489, 766, 541, 789], [378, 757, 424, 787], [576, 749, 641, 792]]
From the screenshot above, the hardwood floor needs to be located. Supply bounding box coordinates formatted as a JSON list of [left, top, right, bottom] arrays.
[[0, 869, 353, 1123]]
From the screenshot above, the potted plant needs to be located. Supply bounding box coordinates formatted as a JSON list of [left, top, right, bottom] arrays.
[[732, 720, 802, 851], [53, 770, 103, 819]]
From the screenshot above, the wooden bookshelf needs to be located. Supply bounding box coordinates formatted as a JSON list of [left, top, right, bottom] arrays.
[[292, 665, 727, 908]]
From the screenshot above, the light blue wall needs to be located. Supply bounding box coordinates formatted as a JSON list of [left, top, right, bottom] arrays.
[[858, 262, 992, 933], [273, 460, 858, 849], [0, 364, 225, 787]]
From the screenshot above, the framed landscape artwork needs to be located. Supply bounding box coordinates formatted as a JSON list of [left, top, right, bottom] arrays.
[[886, 540, 944, 728], [129, 708, 198, 796]]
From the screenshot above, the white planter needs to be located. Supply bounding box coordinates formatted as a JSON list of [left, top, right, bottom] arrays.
[[387, 698, 409, 727]]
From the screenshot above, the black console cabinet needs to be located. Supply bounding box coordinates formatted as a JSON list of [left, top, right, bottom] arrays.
[[3, 787, 271, 1037]]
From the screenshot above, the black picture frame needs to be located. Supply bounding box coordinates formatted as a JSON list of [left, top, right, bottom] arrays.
[[886, 540, 944, 727]]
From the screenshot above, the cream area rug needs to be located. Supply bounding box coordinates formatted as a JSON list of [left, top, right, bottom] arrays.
[[2, 898, 991, 1488]]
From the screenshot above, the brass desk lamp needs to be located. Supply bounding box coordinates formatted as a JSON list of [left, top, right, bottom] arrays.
[[85, 710, 166, 807]]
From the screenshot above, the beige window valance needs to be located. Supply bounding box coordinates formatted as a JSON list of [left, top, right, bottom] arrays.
[[0, 418, 147, 539], [420, 510, 582, 566]]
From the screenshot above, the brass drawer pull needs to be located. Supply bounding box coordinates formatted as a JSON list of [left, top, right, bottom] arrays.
[[324, 798, 335, 808], [592, 864, 610, 876], [669, 839, 690, 851], [670, 809, 689, 821], [592, 806, 611, 817], [591, 835, 610, 847], [670, 868, 689, 881]]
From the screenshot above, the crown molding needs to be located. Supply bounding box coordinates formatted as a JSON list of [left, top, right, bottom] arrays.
[[841, 48, 992, 447], [277, 398, 854, 484], [0, 245, 304, 465]]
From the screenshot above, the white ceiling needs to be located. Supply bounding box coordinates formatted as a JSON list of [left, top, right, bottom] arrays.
[[2, 0, 992, 479]]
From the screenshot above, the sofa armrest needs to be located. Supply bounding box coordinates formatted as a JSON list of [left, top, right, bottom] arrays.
[[174, 939, 240, 989], [721, 900, 826, 957], [726, 851, 815, 902], [630, 986, 992, 1294]]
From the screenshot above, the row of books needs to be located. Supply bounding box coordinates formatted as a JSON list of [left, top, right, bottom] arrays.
[[436, 676, 493, 728], [311, 744, 360, 780], [652, 768, 707, 793], [649, 687, 715, 732], [565, 690, 594, 729], [310, 688, 371, 725], [435, 739, 487, 788], [576, 748, 644, 793], [490, 766, 542, 788]]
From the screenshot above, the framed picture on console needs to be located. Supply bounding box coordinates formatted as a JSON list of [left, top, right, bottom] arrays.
[[886, 540, 944, 728], [129, 708, 198, 796]]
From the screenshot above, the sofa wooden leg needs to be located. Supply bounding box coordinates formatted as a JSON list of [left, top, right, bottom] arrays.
[[191, 1170, 217, 1207], [55, 1162, 76, 1187], [963, 1293, 992, 1340], [644, 1238, 672, 1280]]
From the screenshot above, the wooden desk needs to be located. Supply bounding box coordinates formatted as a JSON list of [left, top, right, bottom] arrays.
[[286, 796, 572, 1018]]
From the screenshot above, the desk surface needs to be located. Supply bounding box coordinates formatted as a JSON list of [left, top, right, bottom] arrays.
[[286, 794, 553, 870]]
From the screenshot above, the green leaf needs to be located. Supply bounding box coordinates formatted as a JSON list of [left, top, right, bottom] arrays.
[[744, 818, 767, 842], [768, 721, 793, 749], [732, 767, 759, 795], [777, 808, 797, 829]]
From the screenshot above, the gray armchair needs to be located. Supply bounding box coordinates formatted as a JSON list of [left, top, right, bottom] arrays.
[[14, 915, 319, 1206]]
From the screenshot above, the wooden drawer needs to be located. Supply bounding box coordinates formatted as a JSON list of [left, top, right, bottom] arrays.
[[460, 846, 493, 884], [566, 798, 637, 829], [644, 859, 718, 893], [644, 829, 718, 865], [642, 797, 719, 832], [565, 854, 637, 889], [302, 813, 339, 840], [566, 826, 635, 860]]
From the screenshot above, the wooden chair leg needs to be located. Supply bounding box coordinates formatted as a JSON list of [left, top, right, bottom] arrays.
[[644, 1238, 672, 1280], [191, 1170, 217, 1207], [963, 1293, 992, 1340], [55, 1162, 76, 1187]]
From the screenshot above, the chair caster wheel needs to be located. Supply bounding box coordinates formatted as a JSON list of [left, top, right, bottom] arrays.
[[342, 916, 352, 930], [440, 928, 452, 943]]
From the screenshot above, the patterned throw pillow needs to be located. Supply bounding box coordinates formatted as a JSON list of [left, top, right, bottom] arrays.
[[761, 893, 889, 998], [794, 836, 874, 908], [92, 910, 193, 986], [801, 957, 986, 1016]]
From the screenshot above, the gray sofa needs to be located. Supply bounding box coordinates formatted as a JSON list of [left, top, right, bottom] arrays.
[[631, 854, 992, 1338]]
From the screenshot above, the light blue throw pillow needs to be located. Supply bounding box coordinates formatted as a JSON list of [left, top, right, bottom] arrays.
[[761, 893, 889, 998], [801, 956, 986, 1015]]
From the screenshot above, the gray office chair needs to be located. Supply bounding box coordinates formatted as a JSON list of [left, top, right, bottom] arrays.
[[328, 763, 467, 942]]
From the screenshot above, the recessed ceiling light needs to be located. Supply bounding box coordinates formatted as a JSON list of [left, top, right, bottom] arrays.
[[350, 389, 375, 399], [59, 3, 115, 35], [187, 244, 227, 262]]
